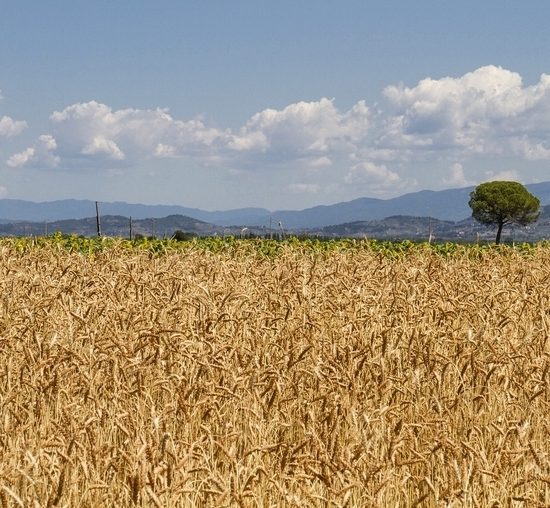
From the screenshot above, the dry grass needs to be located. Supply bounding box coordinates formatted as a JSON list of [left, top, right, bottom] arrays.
[[0, 242, 549, 506]]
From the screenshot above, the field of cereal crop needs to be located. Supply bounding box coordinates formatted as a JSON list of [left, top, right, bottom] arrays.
[[0, 238, 549, 506]]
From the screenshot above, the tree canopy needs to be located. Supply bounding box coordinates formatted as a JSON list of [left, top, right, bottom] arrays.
[[469, 181, 540, 244]]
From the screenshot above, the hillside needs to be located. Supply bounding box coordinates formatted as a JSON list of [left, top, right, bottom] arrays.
[[1, 182, 549, 228], [0, 215, 226, 238], [271, 182, 550, 228], [314, 206, 550, 242], [2, 206, 549, 242]]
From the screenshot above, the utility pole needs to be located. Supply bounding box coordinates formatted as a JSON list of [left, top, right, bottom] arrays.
[[129, 216, 133, 240], [95, 201, 101, 238], [278, 221, 285, 240]]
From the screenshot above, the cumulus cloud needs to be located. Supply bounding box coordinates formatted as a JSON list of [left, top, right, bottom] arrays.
[[443, 163, 473, 187], [345, 161, 400, 186], [9, 98, 370, 170], [48, 101, 226, 165], [7, 135, 59, 168], [308, 156, 332, 168], [0, 116, 27, 138], [7, 67, 550, 195], [379, 65, 550, 159], [228, 98, 369, 159], [0, 89, 27, 139], [507, 137, 550, 160], [82, 136, 125, 160], [153, 143, 177, 158], [7, 147, 34, 168]]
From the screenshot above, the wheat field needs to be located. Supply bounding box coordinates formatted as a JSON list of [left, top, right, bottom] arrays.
[[0, 240, 549, 506]]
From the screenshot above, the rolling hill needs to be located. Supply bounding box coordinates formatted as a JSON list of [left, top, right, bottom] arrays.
[[0, 182, 548, 229]]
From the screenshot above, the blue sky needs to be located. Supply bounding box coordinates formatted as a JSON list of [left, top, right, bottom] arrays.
[[1, 1, 550, 210]]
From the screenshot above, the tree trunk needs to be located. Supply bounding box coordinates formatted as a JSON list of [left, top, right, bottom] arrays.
[[495, 222, 504, 245], [95, 201, 101, 238]]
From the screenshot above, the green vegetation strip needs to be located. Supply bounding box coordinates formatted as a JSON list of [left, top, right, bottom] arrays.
[[2, 233, 549, 258]]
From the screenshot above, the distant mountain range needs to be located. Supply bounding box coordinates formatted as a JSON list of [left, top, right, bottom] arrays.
[[1, 182, 549, 229], [2, 206, 548, 241], [0, 214, 228, 238], [315, 207, 550, 242]]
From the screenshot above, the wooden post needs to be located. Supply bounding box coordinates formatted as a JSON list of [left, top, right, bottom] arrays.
[[95, 201, 101, 238], [129, 216, 133, 240]]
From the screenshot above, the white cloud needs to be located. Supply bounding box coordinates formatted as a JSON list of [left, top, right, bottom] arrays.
[[7, 135, 59, 168], [308, 156, 332, 168], [288, 183, 321, 194], [46, 101, 228, 167], [379, 66, 550, 160], [228, 98, 369, 159], [154, 143, 177, 158], [0, 185, 7, 198], [6, 68, 550, 197], [7, 147, 34, 168], [345, 161, 400, 186], [443, 163, 472, 187], [227, 130, 268, 152], [507, 137, 550, 160], [0, 116, 27, 138], [82, 136, 125, 160], [10, 98, 370, 170], [0, 90, 27, 139]]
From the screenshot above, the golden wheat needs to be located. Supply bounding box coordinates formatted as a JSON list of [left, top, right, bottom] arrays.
[[0, 242, 549, 506]]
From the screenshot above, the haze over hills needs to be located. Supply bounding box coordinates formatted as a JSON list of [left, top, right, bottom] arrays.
[[0, 199, 269, 227], [1, 182, 549, 229], [270, 182, 550, 228], [315, 206, 550, 242], [0, 215, 226, 238], [2, 205, 548, 241]]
